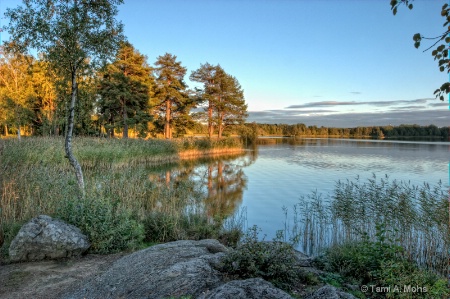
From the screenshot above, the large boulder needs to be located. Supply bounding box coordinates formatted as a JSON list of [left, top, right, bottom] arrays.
[[61, 239, 293, 299], [9, 215, 90, 262]]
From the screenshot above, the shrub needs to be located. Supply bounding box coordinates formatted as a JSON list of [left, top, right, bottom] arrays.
[[220, 226, 303, 290], [143, 211, 239, 244], [315, 223, 449, 298], [55, 196, 144, 254]]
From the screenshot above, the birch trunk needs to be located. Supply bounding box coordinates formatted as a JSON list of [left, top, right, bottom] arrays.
[[65, 67, 85, 196]]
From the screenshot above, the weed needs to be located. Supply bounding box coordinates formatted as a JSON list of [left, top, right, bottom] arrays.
[[220, 225, 306, 291]]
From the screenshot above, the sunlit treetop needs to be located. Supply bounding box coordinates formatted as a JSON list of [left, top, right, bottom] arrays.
[[4, 0, 125, 74]]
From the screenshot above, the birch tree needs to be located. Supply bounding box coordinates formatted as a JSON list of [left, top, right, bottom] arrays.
[[5, 0, 124, 195]]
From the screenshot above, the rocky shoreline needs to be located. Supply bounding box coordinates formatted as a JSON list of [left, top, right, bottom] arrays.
[[1, 215, 358, 299], [1, 239, 357, 299]]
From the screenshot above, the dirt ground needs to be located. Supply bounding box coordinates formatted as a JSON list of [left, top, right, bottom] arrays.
[[0, 253, 125, 299]]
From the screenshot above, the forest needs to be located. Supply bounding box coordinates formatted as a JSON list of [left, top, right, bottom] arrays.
[[0, 42, 247, 140], [250, 123, 449, 140]]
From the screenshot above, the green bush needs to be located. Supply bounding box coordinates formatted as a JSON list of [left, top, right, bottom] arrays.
[[143, 211, 237, 244], [315, 223, 449, 298], [220, 226, 303, 291], [55, 196, 144, 254]]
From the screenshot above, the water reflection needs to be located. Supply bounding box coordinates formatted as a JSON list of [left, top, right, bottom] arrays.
[[147, 153, 255, 221]]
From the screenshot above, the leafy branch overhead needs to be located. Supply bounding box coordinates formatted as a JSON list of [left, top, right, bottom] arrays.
[[391, 0, 450, 100]]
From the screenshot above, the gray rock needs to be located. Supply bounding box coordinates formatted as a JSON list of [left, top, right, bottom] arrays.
[[62, 239, 294, 299], [198, 278, 293, 299], [62, 239, 229, 299], [293, 249, 312, 267], [9, 215, 90, 262], [305, 285, 357, 299]]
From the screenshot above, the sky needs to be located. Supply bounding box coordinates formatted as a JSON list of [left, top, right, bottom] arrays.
[[2, 0, 450, 127]]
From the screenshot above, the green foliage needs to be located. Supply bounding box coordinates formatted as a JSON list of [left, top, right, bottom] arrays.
[[55, 195, 144, 254], [316, 224, 403, 284], [154, 53, 191, 139], [174, 137, 242, 151], [391, 1, 450, 101], [143, 212, 221, 243], [5, 0, 124, 73], [190, 63, 248, 138], [0, 221, 23, 258], [220, 226, 303, 291], [316, 223, 449, 298], [97, 41, 153, 138], [379, 259, 449, 299], [0, 48, 36, 139], [245, 122, 449, 139]]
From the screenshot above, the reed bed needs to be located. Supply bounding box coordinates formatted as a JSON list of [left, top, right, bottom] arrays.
[[284, 174, 449, 275], [179, 148, 244, 160], [0, 137, 244, 257]]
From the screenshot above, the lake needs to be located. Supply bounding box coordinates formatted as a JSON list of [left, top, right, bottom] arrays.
[[163, 138, 449, 243], [241, 138, 449, 240]]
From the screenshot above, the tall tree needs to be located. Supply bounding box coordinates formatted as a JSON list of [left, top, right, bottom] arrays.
[[191, 64, 247, 138], [98, 42, 153, 138], [391, 0, 449, 100], [5, 0, 124, 195], [30, 59, 60, 136], [0, 47, 35, 140], [215, 72, 248, 138], [190, 63, 221, 138], [154, 53, 190, 139]]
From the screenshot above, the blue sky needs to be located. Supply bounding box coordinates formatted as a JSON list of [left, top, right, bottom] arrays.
[[3, 0, 449, 127]]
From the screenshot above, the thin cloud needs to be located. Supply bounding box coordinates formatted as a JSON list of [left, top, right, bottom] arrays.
[[247, 109, 449, 127], [429, 102, 449, 107], [286, 101, 358, 108], [391, 105, 427, 110], [285, 98, 433, 109], [350, 91, 361, 94]]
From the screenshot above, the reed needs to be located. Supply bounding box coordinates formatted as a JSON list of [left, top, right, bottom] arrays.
[[284, 174, 449, 276], [0, 137, 245, 257]]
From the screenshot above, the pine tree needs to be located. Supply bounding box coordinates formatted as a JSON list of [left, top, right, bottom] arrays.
[[191, 63, 247, 138], [190, 63, 221, 138], [215, 73, 247, 138], [98, 42, 153, 138], [154, 53, 190, 139]]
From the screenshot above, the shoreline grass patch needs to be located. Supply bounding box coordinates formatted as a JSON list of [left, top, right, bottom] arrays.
[[284, 174, 449, 276]]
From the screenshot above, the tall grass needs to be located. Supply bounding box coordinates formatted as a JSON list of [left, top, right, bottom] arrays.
[[284, 174, 449, 275], [0, 137, 245, 258]]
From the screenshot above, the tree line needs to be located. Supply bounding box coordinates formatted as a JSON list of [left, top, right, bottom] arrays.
[[247, 123, 449, 140], [0, 42, 248, 140]]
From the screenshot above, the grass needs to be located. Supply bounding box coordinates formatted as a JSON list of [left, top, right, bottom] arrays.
[[0, 137, 245, 259]]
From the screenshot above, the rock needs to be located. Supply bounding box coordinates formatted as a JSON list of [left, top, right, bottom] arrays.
[[293, 249, 313, 267], [305, 285, 357, 299], [61, 239, 229, 299], [9, 215, 90, 262], [61, 239, 294, 299], [198, 278, 293, 299]]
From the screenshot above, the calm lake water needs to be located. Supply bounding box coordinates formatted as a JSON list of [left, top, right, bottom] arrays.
[[241, 138, 449, 239], [164, 138, 449, 241]]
